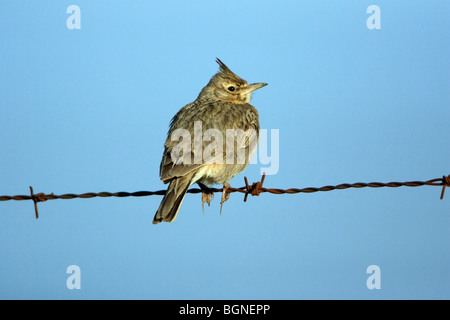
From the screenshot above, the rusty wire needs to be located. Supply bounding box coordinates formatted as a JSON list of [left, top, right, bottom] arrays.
[[1, 174, 449, 219]]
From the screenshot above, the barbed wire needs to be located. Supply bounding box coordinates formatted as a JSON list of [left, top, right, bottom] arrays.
[[1, 173, 448, 219]]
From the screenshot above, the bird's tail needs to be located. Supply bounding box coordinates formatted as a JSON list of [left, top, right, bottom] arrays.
[[153, 173, 195, 224]]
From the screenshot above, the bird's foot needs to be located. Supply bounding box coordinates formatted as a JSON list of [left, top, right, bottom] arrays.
[[220, 183, 231, 215], [199, 184, 214, 214]]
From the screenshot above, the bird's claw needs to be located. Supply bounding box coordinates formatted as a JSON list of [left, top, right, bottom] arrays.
[[201, 188, 214, 214], [220, 183, 231, 215]]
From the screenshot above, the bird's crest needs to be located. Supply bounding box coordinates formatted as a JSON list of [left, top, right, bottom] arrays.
[[215, 58, 246, 84]]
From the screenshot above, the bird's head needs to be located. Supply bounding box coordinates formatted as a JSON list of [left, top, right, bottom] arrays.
[[198, 58, 267, 104]]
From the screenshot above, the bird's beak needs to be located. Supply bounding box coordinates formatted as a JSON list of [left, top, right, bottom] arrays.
[[243, 82, 268, 94]]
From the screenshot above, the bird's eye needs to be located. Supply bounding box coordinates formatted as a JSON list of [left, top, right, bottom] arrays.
[[227, 86, 235, 92]]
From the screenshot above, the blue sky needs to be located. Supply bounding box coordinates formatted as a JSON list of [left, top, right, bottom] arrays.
[[0, 1, 449, 299]]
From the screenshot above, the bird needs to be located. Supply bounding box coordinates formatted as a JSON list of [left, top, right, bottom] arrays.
[[153, 58, 267, 224]]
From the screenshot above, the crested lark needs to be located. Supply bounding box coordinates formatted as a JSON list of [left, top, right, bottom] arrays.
[[153, 58, 267, 224]]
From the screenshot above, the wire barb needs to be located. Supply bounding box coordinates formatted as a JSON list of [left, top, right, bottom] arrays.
[[441, 175, 450, 200], [29, 186, 48, 219], [243, 173, 266, 202], [0, 174, 448, 219]]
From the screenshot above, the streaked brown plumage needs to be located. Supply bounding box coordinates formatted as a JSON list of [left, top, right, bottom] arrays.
[[153, 58, 267, 224]]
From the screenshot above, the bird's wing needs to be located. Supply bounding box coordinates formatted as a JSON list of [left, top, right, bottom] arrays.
[[160, 148, 200, 183], [159, 102, 259, 183], [160, 146, 225, 183]]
